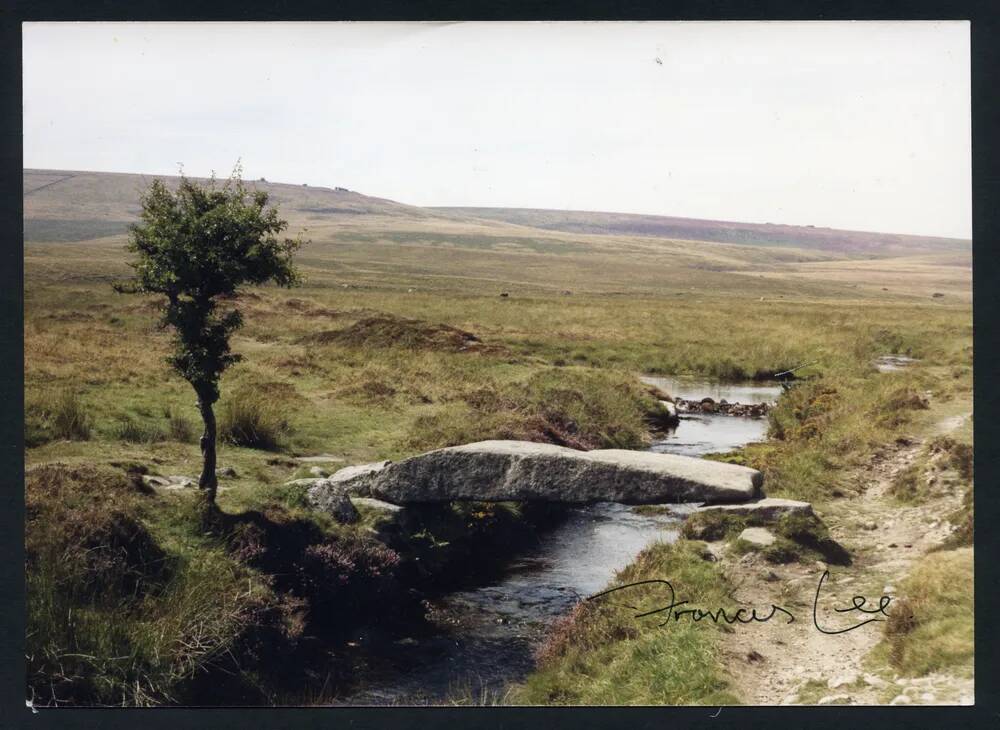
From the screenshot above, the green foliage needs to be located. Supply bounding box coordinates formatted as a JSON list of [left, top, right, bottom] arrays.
[[732, 535, 800, 564], [115, 170, 303, 403], [683, 509, 849, 566], [680, 511, 748, 541]]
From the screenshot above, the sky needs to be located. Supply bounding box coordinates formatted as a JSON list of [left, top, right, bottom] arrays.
[[23, 21, 971, 238]]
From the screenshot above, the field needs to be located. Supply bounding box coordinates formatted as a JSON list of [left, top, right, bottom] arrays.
[[23, 169, 973, 706]]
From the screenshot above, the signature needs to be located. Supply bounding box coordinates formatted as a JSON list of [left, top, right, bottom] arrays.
[[587, 570, 891, 634]]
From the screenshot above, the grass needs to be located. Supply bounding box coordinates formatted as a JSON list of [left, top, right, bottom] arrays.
[[26, 388, 92, 445], [730, 373, 954, 504], [877, 547, 974, 677], [512, 540, 739, 705], [219, 382, 294, 451]]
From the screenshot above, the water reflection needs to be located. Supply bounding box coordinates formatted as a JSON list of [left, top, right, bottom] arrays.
[[641, 374, 783, 405]]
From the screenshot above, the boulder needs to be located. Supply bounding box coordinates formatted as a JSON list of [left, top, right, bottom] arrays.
[[738, 527, 776, 547], [648, 399, 680, 428], [328, 461, 390, 491], [317, 440, 762, 505], [308, 485, 359, 524], [216, 466, 238, 479], [285, 477, 324, 488], [696, 497, 813, 520], [294, 454, 346, 464], [351, 497, 404, 513]]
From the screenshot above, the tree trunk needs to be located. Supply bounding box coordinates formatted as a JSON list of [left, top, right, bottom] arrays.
[[197, 392, 219, 503]]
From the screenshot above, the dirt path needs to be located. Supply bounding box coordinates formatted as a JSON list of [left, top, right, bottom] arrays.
[[716, 418, 973, 706]]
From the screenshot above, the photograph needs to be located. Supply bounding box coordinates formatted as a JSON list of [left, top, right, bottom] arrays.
[[21, 20, 973, 707]]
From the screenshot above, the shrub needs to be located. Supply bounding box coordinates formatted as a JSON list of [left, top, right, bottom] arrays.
[[26, 465, 170, 601]]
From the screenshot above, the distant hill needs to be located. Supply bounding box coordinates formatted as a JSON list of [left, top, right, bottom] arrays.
[[429, 207, 970, 257], [23, 168, 970, 301], [23, 169, 447, 243]]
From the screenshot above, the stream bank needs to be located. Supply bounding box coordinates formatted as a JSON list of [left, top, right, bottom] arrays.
[[325, 375, 782, 705]]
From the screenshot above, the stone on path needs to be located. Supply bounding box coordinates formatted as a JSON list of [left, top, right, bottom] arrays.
[[738, 527, 776, 547], [817, 695, 853, 705], [696, 497, 813, 520]]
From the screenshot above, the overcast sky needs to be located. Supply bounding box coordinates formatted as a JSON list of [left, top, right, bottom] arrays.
[[23, 21, 970, 238]]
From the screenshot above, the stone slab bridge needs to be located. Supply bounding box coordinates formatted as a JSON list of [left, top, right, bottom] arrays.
[[301, 441, 812, 522]]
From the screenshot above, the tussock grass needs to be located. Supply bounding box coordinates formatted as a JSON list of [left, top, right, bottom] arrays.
[[112, 414, 166, 444], [219, 383, 294, 451], [880, 548, 973, 676], [26, 389, 92, 445], [736, 373, 945, 503], [941, 487, 973, 549], [407, 367, 659, 451], [890, 434, 974, 505], [165, 407, 197, 443]]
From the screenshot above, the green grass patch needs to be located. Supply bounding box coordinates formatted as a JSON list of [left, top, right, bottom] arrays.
[[512, 540, 739, 705]]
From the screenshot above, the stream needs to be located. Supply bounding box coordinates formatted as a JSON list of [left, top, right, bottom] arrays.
[[330, 376, 782, 706]]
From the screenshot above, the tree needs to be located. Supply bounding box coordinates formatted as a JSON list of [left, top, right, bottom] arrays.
[[115, 171, 304, 503]]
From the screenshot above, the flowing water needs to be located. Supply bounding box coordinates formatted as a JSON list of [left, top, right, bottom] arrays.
[[332, 376, 781, 705]]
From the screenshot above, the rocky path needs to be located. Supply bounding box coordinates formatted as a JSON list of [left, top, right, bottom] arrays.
[[715, 418, 973, 706]]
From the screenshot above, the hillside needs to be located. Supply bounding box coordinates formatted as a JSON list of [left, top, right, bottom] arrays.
[[430, 207, 970, 258], [23, 169, 971, 302], [23, 168, 451, 243]]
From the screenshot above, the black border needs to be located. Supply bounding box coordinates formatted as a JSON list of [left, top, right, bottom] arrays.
[[3, 3, 997, 729]]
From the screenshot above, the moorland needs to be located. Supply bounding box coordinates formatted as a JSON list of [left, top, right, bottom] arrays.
[[23, 169, 973, 706]]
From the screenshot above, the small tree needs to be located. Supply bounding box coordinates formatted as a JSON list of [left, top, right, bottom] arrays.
[[116, 171, 303, 503]]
